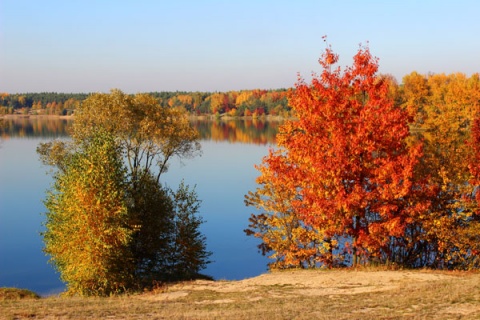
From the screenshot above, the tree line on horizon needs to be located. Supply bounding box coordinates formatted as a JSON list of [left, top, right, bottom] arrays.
[[1, 69, 479, 120], [0, 89, 292, 117]]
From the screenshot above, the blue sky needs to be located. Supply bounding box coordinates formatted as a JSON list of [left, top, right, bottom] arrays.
[[1, 0, 479, 93]]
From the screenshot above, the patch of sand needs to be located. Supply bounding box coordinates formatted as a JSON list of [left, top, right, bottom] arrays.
[[151, 270, 456, 301]]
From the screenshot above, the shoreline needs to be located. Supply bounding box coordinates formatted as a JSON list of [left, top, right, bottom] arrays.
[[0, 114, 74, 120]]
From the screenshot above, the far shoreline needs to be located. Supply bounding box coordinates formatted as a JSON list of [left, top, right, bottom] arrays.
[[1, 113, 288, 122], [0, 114, 74, 120]]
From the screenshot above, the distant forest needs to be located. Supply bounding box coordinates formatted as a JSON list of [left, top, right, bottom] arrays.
[[0, 89, 291, 117], [1, 71, 479, 118]]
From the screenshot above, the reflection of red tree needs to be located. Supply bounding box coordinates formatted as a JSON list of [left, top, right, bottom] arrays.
[[194, 119, 281, 145], [252, 119, 265, 131]]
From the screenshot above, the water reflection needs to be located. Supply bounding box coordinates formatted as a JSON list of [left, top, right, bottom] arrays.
[[0, 116, 72, 139], [192, 118, 281, 144], [0, 116, 282, 144]]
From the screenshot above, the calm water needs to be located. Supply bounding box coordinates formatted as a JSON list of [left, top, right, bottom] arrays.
[[0, 117, 280, 295]]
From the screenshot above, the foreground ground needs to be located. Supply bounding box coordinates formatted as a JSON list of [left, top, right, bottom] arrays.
[[2, 269, 480, 319]]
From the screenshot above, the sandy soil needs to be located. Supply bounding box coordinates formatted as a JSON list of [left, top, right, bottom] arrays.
[[3, 270, 478, 319], [145, 269, 457, 302]]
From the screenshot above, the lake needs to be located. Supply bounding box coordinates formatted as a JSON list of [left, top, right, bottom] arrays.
[[0, 116, 281, 295]]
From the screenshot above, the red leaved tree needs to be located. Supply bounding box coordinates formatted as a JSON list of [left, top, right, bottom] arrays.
[[472, 116, 480, 206], [246, 41, 425, 268]]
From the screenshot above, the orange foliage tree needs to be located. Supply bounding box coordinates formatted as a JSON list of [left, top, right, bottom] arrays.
[[246, 41, 425, 268], [402, 72, 480, 269]]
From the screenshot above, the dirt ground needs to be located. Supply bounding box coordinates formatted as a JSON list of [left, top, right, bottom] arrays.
[[137, 269, 480, 318], [146, 269, 457, 302]]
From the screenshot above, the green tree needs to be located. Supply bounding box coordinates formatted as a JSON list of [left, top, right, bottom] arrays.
[[127, 170, 176, 285], [126, 174, 211, 285], [168, 182, 212, 279]]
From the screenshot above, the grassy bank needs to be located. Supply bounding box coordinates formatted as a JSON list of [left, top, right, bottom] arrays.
[[2, 269, 480, 319]]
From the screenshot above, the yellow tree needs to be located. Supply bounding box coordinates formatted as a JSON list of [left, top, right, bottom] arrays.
[[245, 156, 331, 269], [71, 89, 200, 182], [208, 93, 226, 114], [402, 71, 430, 124], [235, 91, 254, 107], [43, 131, 133, 296], [39, 90, 211, 293], [406, 72, 480, 268]]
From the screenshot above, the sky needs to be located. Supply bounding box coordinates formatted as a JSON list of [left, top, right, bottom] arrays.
[[1, 0, 479, 93]]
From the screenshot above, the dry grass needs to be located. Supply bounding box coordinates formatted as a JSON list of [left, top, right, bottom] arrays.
[[1, 269, 480, 319], [0, 288, 40, 301]]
